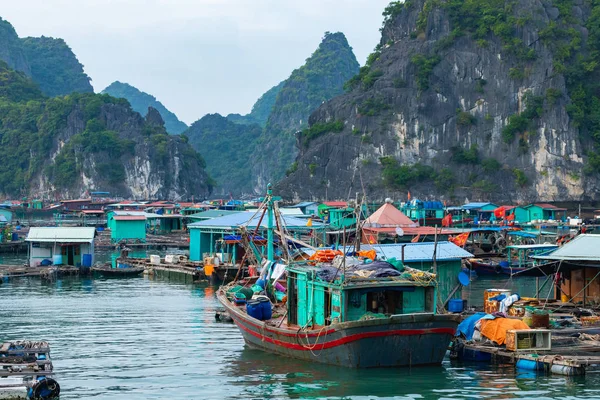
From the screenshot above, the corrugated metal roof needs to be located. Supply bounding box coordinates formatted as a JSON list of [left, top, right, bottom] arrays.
[[188, 211, 323, 230], [535, 234, 600, 261], [301, 242, 473, 262], [462, 202, 497, 210], [187, 210, 244, 219], [26, 227, 96, 242]]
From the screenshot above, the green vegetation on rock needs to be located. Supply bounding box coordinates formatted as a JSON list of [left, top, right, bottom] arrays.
[[185, 113, 263, 194], [102, 81, 188, 135], [21, 36, 93, 97], [0, 60, 209, 197]]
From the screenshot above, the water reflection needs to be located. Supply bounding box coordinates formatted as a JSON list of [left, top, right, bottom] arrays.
[[0, 278, 599, 399]]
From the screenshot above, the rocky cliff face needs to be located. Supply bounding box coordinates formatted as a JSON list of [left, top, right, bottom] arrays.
[[102, 81, 188, 134], [34, 102, 212, 199], [253, 32, 360, 190], [277, 0, 600, 202], [0, 60, 212, 199]]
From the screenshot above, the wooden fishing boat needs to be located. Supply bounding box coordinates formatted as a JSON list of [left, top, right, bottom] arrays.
[[91, 263, 144, 277], [218, 185, 460, 368]]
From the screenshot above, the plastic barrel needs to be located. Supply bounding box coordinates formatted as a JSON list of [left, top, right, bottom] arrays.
[[52, 255, 63, 265], [246, 300, 263, 320], [259, 297, 272, 320], [448, 299, 464, 313], [11, 232, 19, 241], [82, 254, 92, 268]]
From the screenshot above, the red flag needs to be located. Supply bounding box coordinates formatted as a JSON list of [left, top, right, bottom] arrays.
[[442, 214, 452, 227], [407, 191, 411, 201], [507, 213, 515, 221], [494, 206, 506, 219], [411, 234, 420, 243], [449, 232, 470, 248]]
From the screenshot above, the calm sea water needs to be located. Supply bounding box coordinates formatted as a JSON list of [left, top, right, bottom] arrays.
[[1, 277, 600, 399]]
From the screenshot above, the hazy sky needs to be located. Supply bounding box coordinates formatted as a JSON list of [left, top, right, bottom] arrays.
[[1, 0, 391, 124]]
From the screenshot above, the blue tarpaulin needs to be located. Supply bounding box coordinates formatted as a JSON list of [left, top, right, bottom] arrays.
[[455, 312, 487, 340]]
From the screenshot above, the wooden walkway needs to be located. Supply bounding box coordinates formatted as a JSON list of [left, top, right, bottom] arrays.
[[125, 257, 243, 283]]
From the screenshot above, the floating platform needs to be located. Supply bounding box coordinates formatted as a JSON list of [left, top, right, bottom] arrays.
[[125, 257, 245, 284], [0, 341, 59, 399], [453, 328, 600, 375], [0, 265, 83, 282]]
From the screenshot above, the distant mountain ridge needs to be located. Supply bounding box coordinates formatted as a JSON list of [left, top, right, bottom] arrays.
[[0, 17, 92, 97], [186, 32, 360, 195], [226, 80, 285, 127], [102, 81, 188, 135]]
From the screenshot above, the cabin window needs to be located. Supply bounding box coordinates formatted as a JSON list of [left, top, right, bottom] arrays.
[[366, 291, 403, 315]]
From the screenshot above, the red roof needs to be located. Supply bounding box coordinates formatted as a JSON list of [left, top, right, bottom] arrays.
[[363, 203, 417, 228], [114, 215, 146, 221], [81, 210, 104, 214], [323, 201, 347, 207]]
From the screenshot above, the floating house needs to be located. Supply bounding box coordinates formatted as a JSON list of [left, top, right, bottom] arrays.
[[534, 234, 600, 304], [462, 202, 499, 223], [400, 199, 445, 226], [293, 202, 320, 216], [514, 203, 567, 223], [148, 214, 184, 234], [188, 212, 325, 263], [106, 211, 147, 243], [60, 198, 93, 211], [26, 227, 96, 267]]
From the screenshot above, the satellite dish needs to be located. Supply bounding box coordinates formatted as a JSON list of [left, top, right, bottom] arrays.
[[395, 227, 404, 237]]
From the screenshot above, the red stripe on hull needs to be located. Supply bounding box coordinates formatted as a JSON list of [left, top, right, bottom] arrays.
[[231, 315, 455, 351]]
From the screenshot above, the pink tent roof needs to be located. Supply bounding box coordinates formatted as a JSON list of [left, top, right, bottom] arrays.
[[363, 203, 418, 228]]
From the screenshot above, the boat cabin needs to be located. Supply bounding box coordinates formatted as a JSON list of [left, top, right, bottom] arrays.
[[285, 264, 436, 327]]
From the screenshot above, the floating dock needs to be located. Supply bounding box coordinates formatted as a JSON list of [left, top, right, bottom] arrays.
[[0, 265, 82, 282], [454, 328, 600, 375], [125, 257, 244, 284]]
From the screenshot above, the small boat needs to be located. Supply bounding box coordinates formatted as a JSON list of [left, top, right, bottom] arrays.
[[218, 185, 460, 368], [91, 263, 144, 277], [466, 244, 558, 276]]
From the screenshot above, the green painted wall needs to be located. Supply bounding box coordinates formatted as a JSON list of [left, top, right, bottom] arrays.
[[514, 207, 530, 223], [406, 260, 462, 304], [190, 229, 201, 261], [111, 219, 146, 241]]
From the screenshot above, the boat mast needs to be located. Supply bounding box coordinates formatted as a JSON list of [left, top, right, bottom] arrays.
[[267, 183, 274, 262]]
